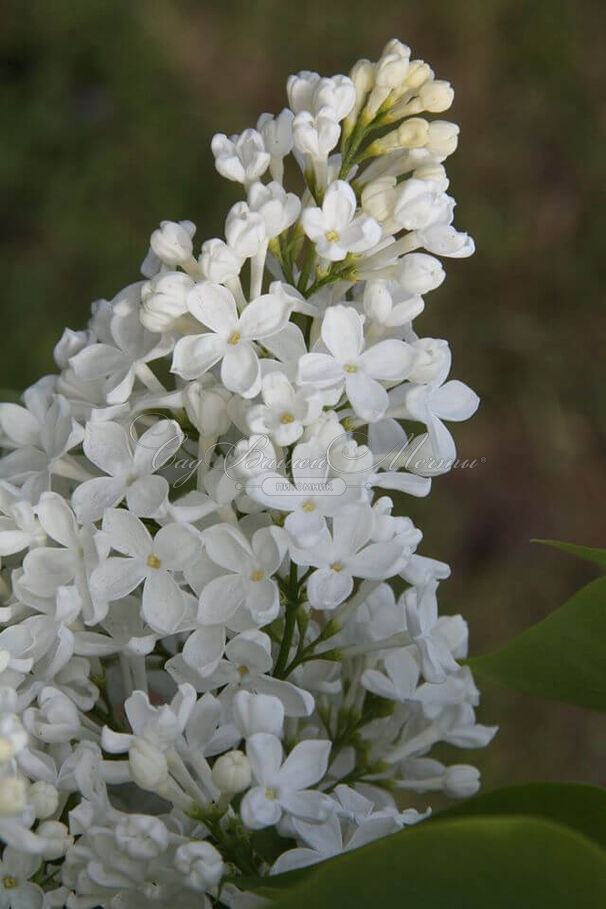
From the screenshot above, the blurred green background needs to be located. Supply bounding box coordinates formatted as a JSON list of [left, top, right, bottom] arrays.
[[1, 0, 605, 788]]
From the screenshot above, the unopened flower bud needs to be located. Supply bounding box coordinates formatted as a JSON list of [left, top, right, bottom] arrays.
[[212, 130, 270, 184], [0, 739, 12, 763], [367, 117, 428, 157], [150, 220, 195, 267], [0, 775, 27, 816], [115, 814, 169, 859], [413, 163, 449, 191], [129, 739, 169, 791], [175, 840, 224, 891], [225, 202, 266, 259], [199, 238, 244, 283], [233, 691, 285, 739], [248, 181, 301, 238], [351, 58, 375, 99], [396, 253, 445, 295], [37, 820, 73, 860], [362, 177, 398, 223], [29, 780, 59, 819], [346, 59, 375, 125], [426, 121, 459, 158], [141, 271, 194, 332], [408, 338, 452, 386], [211, 750, 252, 794], [444, 765, 481, 799], [405, 60, 434, 90], [0, 714, 27, 760], [398, 118, 430, 148], [375, 39, 411, 89], [54, 328, 92, 369], [184, 378, 232, 437], [257, 109, 295, 160], [418, 80, 454, 113]]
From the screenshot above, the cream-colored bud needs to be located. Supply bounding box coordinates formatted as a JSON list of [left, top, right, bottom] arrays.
[[376, 40, 411, 88], [211, 750, 252, 794], [426, 120, 459, 158], [361, 177, 398, 222], [418, 80, 455, 113], [368, 117, 429, 156], [397, 118, 430, 148], [405, 60, 434, 90], [350, 59, 375, 103], [413, 163, 449, 191], [0, 737, 13, 763], [0, 775, 27, 816], [444, 765, 481, 799], [29, 780, 59, 819], [37, 820, 73, 860], [129, 740, 169, 792], [184, 378, 232, 437]]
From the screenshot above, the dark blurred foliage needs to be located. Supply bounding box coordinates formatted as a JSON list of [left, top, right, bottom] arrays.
[[1, 0, 605, 787]]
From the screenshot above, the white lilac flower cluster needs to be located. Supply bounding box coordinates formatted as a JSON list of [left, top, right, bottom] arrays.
[[0, 39, 496, 907]]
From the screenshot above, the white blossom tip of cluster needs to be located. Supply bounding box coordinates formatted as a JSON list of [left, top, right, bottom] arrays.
[[0, 37, 494, 906]]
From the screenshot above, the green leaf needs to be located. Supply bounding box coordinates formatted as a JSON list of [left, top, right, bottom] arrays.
[[467, 577, 606, 710], [270, 817, 606, 908], [532, 538, 606, 570], [433, 782, 606, 848]]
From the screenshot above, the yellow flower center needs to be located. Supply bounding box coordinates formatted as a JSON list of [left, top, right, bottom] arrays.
[[228, 331, 241, 345], [3, 877, 18, 890], [301, 501, 316, 513], [265, 787, 278, 800], [280, 412, 295, 424], [146, 554, 162, 570], [325, 230, 340, 242], [237, 665, 249, 677], [331, 562, 343, 572], [344, 363, 358, 373], [250, 570, 264, 582]]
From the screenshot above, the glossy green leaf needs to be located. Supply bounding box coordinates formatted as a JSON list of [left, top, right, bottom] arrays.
[[433, 782, 606, 848], [269, 817, 606, 908], [532, 538, 606, 570], [468, 577, 606, 710]]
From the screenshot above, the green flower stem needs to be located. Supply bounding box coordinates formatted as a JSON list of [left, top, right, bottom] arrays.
[[273, 561, 301, 679]]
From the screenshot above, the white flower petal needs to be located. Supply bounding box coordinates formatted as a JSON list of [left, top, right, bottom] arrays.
[[431, 380, 479, 422], [90, 557, 144, 602], [306, 566, 353, 609], [345, 371, 389, 423], [198, 574, 246, 624], [133, 420, 183, 474], [359, 339, 415, 382], [171, 333, 226, 381], [101, 509, 152, 558], [279, 739, 331, 790], [321, 305, 364, 363], [72, 476, 127, 523], [142, 571, 186, 634], [82, 421, 132, 477], [125, 475, 168, 517], [221, 342, 261, 398], [188, 282, 238, 334], [297, 352, 344, 388], [238, 295, 290, 340], [246, 732, 283, 784]]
